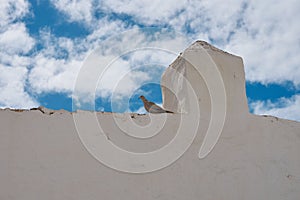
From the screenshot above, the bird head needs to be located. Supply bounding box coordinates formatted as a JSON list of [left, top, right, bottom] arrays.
[[139, 95, 146, 101]]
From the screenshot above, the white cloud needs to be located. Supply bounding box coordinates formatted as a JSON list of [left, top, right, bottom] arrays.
[[27, 20, 129, 97], [0, 64, 38, 108], [38, 28, 84, 59], [100, 0, 188, 25], [0, 23, 35, 54], [68, 27, 189, 111], [99, 0, 245, 44], [92, 32, 188, 98], [156, 0, 300, 87], [168, 0, 246, 41], [132, 105, 146, 114], [0, 0, 30, 27], [0, 0, 36, 108], [98, 0, 300, 87], [50, 0, 93, 23], [0, 0, 299, 120], [28, 55, 82, 94], [251, 95, 300, 122], [225, 0, 300, 86], [0, 52, 31, 68], [98, 61, 151, 99]]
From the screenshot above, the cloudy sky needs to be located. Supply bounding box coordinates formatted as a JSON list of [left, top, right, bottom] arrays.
[[0, 0, 299, 121]]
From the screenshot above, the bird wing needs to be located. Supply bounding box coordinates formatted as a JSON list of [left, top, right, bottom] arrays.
[[148, 102, 167, 113]]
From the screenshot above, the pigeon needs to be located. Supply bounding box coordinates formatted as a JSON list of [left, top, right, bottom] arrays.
[[139, 95, 174, 114]]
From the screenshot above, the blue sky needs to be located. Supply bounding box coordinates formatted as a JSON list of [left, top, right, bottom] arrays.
[[0, 0, 299, 121]]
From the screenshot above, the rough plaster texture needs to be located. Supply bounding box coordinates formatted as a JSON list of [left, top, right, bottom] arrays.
[[0, 41, 300, 200]]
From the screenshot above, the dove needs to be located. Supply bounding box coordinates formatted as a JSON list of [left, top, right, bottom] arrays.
[[139, 95, 174, 114]]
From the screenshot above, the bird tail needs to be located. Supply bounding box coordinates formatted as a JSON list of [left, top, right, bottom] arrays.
[[165, 110, 174, 113]]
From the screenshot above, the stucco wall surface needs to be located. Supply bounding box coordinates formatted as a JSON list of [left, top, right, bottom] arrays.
[[0, 41, 299, 200]]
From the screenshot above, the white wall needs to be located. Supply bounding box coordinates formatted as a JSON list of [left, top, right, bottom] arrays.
[[1, 41, 299, 200]]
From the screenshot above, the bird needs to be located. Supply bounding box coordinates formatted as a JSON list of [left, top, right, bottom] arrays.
[[139, 95, 174, 114]]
